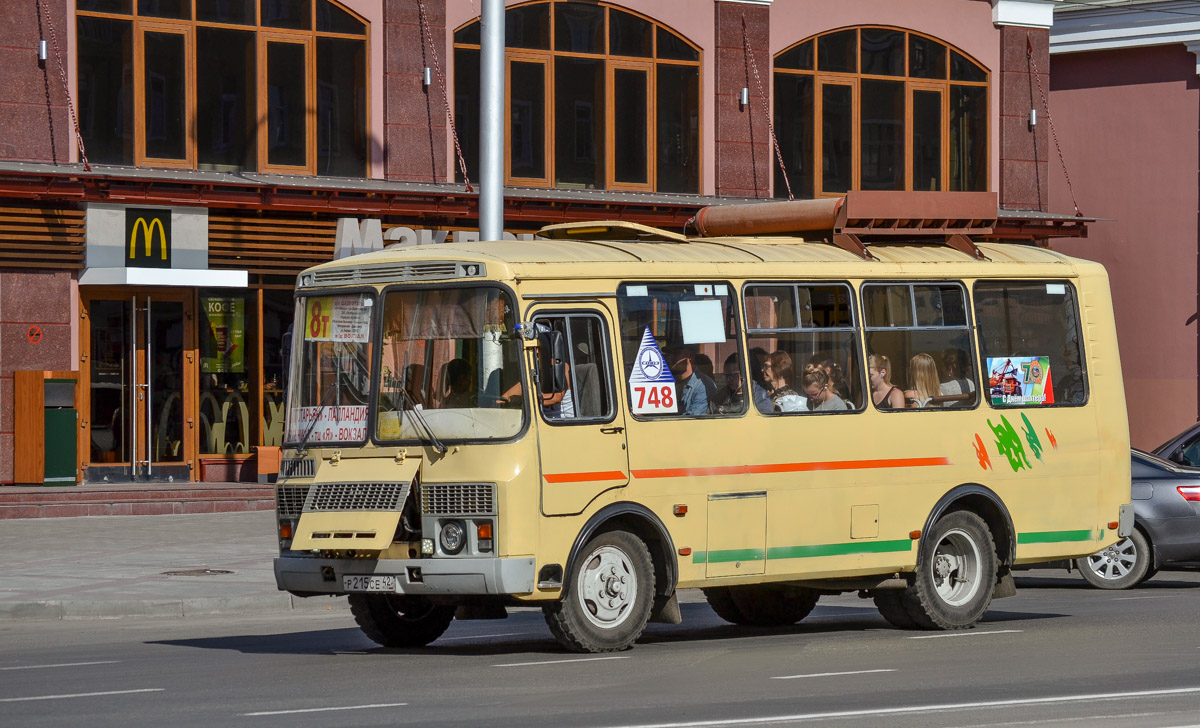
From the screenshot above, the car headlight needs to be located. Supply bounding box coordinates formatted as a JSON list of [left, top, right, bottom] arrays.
[[439, 521, 466, 555]]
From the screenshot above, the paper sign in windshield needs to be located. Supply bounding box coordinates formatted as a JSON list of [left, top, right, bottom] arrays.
[[304, 296, 371, 343], [628, 326, 677, 415], [679, 299, 726, 345], [287, 405, 369, 442], [988, 356, 1053, 406]]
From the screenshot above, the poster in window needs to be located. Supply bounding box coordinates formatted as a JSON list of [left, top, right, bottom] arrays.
[[201, 297, 246, 374], [988, 356, 1052, 406]]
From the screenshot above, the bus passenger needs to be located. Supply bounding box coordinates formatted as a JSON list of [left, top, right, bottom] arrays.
[[905, 353, 940, 408], [806, 352, 848, 399], [713, 352, 746, 414], [869, 354, 906, 409], [443, 358, 476, 408], [666, 348, 711, 415], [763, 350, 807, 412], [939, 347, 976, 407], [748, 347, 773, 413], [803, 369, 848, 411]]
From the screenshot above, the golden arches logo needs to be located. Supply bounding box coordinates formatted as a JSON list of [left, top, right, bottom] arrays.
[[129, 217, 168, 260]]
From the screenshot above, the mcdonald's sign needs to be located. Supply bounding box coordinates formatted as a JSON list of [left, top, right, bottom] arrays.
[[125, 208, 172, 268]]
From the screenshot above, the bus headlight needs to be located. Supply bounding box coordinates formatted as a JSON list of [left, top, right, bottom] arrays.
[[439, 521, 466, 555]]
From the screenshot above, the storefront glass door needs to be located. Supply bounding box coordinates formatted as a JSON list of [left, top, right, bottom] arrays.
[[84, 290, 192, 482]]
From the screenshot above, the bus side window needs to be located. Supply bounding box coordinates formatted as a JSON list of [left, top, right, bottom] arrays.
[[532, 313, 615, 423], [616, 282, 742, 419], [745, 282, 863, 414], [862, 282, 979, 410], [973, 281, 1087, 407]]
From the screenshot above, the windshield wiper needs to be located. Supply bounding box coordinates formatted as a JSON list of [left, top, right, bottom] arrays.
[[394, 370, 446, 454], [297, 378, 337, 456]]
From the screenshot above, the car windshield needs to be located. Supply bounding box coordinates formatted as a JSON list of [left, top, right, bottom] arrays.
[[285, 292, 375, 445], [1133, 448, 1188, 473], [376, 286, 524, 442]]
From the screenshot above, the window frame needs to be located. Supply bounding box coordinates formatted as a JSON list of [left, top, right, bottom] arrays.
[[972, 279, 1089, 410], [744, 280, 864, 416], [75, 0, 369, 177], [860, 279, 980, 412], [452, 0, 702, 193], [531, 310, 619, 427], [615, 280, 743, 422], [774, 26, 989, 198]]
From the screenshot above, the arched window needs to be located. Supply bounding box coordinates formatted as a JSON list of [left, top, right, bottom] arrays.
[[453, 1, 701, 193], [773, 27, 988, 198], [76, 0, 368, 176]]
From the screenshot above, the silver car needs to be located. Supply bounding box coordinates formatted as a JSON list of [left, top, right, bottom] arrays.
[[1074, 449, 1200, 589]]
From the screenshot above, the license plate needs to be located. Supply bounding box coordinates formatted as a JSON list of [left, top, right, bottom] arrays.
[[343, 575, 397, 593]]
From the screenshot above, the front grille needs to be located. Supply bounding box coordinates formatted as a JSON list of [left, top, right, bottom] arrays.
[[312, 261, 475, 285], [276, 485, 310, 519], [421, 483, 497, 516], [280, 458, 316, 479], [304, 482, 411, 512]]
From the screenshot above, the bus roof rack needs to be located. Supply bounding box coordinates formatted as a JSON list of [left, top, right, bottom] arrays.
[[686, 191, 1092, 261], [537, 220, 689, 243]]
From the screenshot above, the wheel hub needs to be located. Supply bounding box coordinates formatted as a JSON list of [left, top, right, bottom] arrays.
[[577, 545, 637, 630]]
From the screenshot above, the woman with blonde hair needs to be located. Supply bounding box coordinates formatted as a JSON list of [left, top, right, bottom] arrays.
[[905, 353, 940, 408], [868, 354, 906, 409]]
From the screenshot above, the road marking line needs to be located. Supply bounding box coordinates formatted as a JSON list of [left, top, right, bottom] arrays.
[[244, 703, 407, 716], [0, 661, 120, 671], [1114, 595, 1175, 601], [0, 689, 163, 703], [440, 632, 526, 641], [493, 656, 630, 667], [907, 629, 1022, 639], [772, 669, 895, 680], [600, 685, 1200, 728]]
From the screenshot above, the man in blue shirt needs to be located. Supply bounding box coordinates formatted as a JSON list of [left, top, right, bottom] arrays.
[[667, 348, 711, 415]]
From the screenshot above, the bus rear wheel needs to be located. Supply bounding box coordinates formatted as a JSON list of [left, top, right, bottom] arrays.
[[872, 589, 919, 629], [348, 593, 456, 648], [903, 510, 997, 630], [543, 530, 655, 653]]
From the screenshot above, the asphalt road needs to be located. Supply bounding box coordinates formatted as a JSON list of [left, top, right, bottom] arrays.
[[2, 569, 1199, 728]]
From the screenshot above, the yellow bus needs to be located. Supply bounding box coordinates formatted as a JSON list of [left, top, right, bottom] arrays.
[[273, 191, 1132, 653]]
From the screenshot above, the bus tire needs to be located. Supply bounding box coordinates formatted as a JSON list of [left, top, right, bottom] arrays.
[[903, 510, 997, 630], [728, 584, 820, 626], [543, 530, 655, 653], [1075, 528, 1151, 590], [702, 587, 751, 625], [348, 593, 456, 648], [872, 589, 919, 629]]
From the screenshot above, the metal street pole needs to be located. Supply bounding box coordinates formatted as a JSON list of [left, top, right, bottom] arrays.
[[478, 0, 505, 241]]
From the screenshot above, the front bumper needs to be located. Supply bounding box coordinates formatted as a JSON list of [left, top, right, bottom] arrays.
[[274, 554, 536, 597]]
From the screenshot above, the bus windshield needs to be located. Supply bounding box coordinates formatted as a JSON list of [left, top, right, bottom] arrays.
[[285, 292, 375, 445], [375, 286, 524, 443]]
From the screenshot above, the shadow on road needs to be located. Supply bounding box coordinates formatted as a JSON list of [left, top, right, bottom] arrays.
[[148, 600, 1069, 658]]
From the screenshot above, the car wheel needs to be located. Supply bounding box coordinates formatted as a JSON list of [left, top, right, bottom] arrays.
[[873, 589, 920, 629], [901, 510, 997, 630], [727, 584, 820, 626], [348, 594, 456, 648], [543, 530, 655, 653], [1076, 529, 1151, 590]]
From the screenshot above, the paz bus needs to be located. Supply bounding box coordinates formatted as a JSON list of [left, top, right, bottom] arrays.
[[272, 191, 1132, 653]]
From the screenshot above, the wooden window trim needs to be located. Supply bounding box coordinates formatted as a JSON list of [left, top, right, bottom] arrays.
[[506, 52, 553, 188], [257, 33, 316, 175], [774, 27, 990, 198], [134, 21, 195, 169], [606, 59, 655, 192]]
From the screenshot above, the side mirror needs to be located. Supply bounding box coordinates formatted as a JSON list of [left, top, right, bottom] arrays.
[[537, 329, 568, 394]]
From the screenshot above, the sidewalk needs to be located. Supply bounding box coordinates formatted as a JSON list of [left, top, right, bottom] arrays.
[[0, 510, 346, 620]]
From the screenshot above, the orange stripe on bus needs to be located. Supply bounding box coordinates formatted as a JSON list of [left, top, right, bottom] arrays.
[[543, 471, 629, 484], [630, 457, 951, 480]]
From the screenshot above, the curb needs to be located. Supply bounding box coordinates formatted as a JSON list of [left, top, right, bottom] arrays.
[[0, 594, 349, 621]]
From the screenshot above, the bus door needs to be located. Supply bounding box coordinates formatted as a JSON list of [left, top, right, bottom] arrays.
[[530, 307, 629, 516]]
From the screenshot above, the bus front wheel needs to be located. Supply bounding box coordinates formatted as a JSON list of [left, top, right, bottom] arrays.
[[544, 530, 655, 653], [348, 594, 456, 648], [903, 510, 997, 630]]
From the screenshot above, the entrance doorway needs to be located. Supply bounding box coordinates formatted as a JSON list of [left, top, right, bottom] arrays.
[[82, 290, 194, 482]]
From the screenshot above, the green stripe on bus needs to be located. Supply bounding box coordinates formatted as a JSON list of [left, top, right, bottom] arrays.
[[704, 549, 766, 564], [692, 551, 706, 564], [767, 539, 914, 560], [1017, 529, 1096, 544]]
